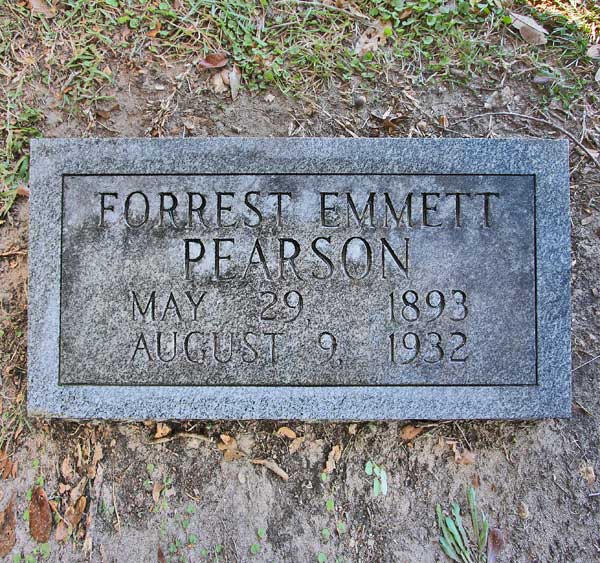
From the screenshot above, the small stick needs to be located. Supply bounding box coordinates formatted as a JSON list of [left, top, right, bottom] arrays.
[[452, 111, 600, 171], [0, 248, 26, 257], [112, 482, 121, 533], [573, 353, 600, 373]]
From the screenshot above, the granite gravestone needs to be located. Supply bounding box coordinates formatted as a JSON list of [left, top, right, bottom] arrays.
[[28, 138, 571, 420]]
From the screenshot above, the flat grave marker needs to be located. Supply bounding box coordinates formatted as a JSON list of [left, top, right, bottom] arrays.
[[28, 138, 571, 419]]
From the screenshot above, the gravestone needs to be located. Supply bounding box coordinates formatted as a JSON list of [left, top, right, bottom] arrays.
[[28, 138, 571, 420]]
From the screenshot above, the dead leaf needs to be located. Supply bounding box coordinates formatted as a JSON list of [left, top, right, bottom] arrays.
[[0, 496, 16, 557], [29, 487, 52, 543], [229, 65, 241, 100], [448, 441, 476, 465], [487, 528, 505, 563], [587, 45, 600, 59], [154, 423, 172, 440], [16, 185, 30, 198], [581, 464, 596, 486], [251, 459, 289, 481], [217, 434, 245, 461], [210, 71, 228, 94], [61, 457, 74, 482], [324, 445, 342, 474], [158, 546, 166, 563], [0, 451, 14, 480], [55, 521, 70, 542], [27, 0, 56, 18], [87, 443, 103, 478], [439, 115, 449, 129], [276, 427, 297, 440], [354, 21, 391, 57], [510, 12, 548, 45], [152, 482, 164, 504], [70, 476, 87, 504], [289, 437, 305, 454], [348, 423, 358, 435], [197, 53, 228, 69], [65, 495, 86, 528], [595, 67, 600, 84], [400, 425, 425, 441], [147, 19, 162, 38]]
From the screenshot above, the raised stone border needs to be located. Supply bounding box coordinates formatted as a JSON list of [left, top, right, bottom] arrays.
[[28, 138, 571, 420]]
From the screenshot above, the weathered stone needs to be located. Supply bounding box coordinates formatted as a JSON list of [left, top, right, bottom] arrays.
[[28, 138, 571, 419]]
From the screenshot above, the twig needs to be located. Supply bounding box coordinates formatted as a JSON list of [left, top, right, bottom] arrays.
[[452, 111, 600, 171], [149, 431, 211, 445], [0, 248, 26, 257], [573, 353, 600, 373], [112, 482, 121, 533], [274, 0, 372, 23]]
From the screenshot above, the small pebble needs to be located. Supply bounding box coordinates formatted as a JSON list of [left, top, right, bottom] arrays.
[[353, 94, 366, 109]]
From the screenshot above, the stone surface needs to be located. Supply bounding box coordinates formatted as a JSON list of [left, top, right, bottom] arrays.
[[28, 138, 571, 420]]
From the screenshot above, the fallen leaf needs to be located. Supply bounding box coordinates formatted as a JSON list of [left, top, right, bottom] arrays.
[[147, 19, 161, 38], [95, 109, 112, 120], [217, 434, 245, 461], [324, 445, 342, 474], [510, 12, 548, 45], [595, 67, 600, 84], [251, 459, 289, 481], [229, 65, 241, 100], [29, 487, 52, 543], [61, 457, 74, 482], [348, 423, 358, 435], [487, 528, 505, 563], [439, 115, 449, 129], [581, 464, 596, 486], [65, 496, 86, 528], [0, 496, 16, 557], [400, 425, 425, 441], [158, 546, 166, 563], [87, 443, 103, 478], [587, 44, 600, 59], [197, 53, 228, 69], [276, 427, 297, 440], [27, 0, 56, 18], [210, 71, 228, 94], [55, 521, 70, 542], [152, 482, 164, 504], [16, 185, 30, 198], [154, 423, 172, 440], [289, 437, 305, 453], [70, 476, 87, 504], [354, 21, 391, 57], [0, 451, 14, 480], [448, 441, 476, 465]]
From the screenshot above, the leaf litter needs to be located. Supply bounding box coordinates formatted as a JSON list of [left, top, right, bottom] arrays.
[[29, 486, 52, 543]]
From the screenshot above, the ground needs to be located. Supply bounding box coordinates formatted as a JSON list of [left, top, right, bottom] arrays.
[[0, 0, 600, 562]]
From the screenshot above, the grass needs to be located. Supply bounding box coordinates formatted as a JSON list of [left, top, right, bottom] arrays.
[[436, 487, 489, 563], [0, 0, 597, 216]]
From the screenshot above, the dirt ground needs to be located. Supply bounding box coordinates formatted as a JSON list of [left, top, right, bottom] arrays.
[[2, 16, 600, 563]]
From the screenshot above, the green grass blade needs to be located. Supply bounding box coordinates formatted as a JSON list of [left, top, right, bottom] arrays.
[[440, 537, 462, 563], [467, 487, 480, 540], [451, 503, 470, 551], [479, 519, 489, 555]]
